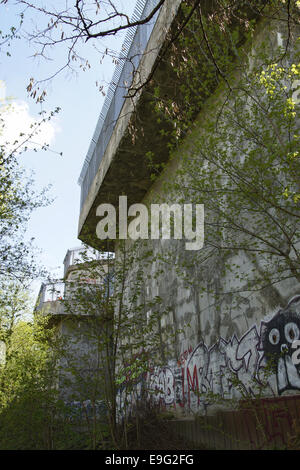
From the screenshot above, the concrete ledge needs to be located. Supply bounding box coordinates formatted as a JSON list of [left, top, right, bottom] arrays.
[[78, 0, 182, 244]]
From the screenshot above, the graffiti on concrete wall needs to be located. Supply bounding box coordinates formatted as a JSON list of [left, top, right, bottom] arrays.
[[259, 298, 300, 395], [145, 295, 300, 412], [65, 399, 107, 422]]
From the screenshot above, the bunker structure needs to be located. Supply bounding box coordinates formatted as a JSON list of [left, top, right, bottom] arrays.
[[35, 247, 112, 406], [77, 0, 300, 449]]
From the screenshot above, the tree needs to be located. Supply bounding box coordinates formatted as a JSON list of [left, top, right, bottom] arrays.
[[0, 314, 71, 450], [0, 0, 171, 101], [0, 94, 60, 286], [2, 0, 300, 446], [1, 0, 299, 104], [141, 0, 300, 311], [56, 241, 179, 449], [0, 281, 32, 345]]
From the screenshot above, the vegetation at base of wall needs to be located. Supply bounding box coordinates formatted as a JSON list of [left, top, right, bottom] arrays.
[[0, 315, 63, 450], [115, 410, 210, 450], [55, 241, 189, 450]]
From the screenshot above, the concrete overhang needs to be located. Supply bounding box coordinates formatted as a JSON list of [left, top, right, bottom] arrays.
[[37, 301, 96, 329], [78, 0, 182, 250]]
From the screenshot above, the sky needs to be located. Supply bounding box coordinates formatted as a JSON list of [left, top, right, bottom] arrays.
[[0, 0, 137, 293]]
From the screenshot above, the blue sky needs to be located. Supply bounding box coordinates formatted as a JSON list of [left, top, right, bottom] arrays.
[[0, 1, 137, 285]]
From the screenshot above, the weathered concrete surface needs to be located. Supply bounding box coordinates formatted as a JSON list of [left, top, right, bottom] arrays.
[[169, 394, 300, 449], [115, 228, 300, 416], [57, 316, 103, 400], [79, 2, 300, 421], [114, 16, 300, 418], [35, 252, 111, 401], [38, 299, 66, 317]]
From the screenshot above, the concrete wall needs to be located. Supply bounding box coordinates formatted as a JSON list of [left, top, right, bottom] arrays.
[[114, 15, 300, 419], [37, 259, 111, 403], [169, 394, 300, 449], [57, 317, 103, 401]]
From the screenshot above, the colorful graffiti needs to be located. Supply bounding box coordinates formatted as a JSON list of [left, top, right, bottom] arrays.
[[145, 295, 300, 412]]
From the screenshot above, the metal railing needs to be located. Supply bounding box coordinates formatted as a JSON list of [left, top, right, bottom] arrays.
[[35, 280, 92, 310], [37, 282, 65, 305], [35, 275, 114, 315], [63, 247, 114, 277], [78, 0, 161, 211]]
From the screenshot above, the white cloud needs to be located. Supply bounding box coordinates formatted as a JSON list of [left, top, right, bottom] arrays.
[[0, 81, 59, 155]]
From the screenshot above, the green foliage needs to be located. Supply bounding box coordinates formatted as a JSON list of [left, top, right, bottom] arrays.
[[0, 317, 68, 450], [0, 281, 31, 344], [148, 0, 262, 163], [56, 242, 179, 449], [145, 0, 300, 311], [0, 285, 96, 450], [1, 0, 300, 450], [0, 98, 60, 285], [173, 46, 300, 296]]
